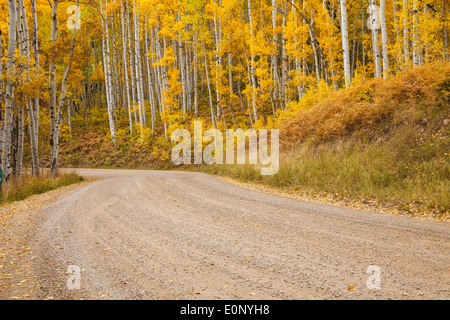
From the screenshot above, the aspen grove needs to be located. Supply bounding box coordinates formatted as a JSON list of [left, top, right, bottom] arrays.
[[0, 0, 448, 182]]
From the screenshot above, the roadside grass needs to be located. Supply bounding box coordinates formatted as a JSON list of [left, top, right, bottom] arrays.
[[0, 172, 83, 205], [195, 63, 450, 215], [198, 137, 449, 214]]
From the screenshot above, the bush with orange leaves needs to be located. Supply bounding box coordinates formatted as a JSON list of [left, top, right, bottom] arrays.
[[281, 62, 450, 150]]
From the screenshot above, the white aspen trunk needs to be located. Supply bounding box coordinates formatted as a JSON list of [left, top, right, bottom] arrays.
[[340, 0, 351, 87], [213, 4, 222, 120], [16, 0, 39, 181], [185, 39, 192, 113], [444, 0, 448, 61], [162, 36, 169, 140], [155, 24, 168, 140], [153, 25, 164, 114], [272, 0, 278, 104], [132, 2, 144, 137], [309, 10, 320, 84], [30, 0, 40, 176], [120, 0, 133, 133], [202, 36, 216, 130], [423, 5, 430, 63], [228, 51, 233, 108], [51, 65, 70, 175], [247, 0, 259, 122], [281, 2, 288, 105], [301, 2, 307, 95], [16, 102, 24, 181], [18, 0, 39, 178], [292, 0, 302, 97], [403, 0, 410, 67], [110, 11, 120, 117], [100, 0, 116, 146], [393, 0, 403, 68], [106, 0, 116, 143], [361, 4, 366, 68], [193, 32, 199, 119], [351, 3, 359, 80], [228, 52, 237, 128], [48, 0, 58, 173], [371, 0, 382, 77], [15, 0, 28, 180], [176, 14, 187, 115], [242, 40, 254, 127], [135, 4, 146, 128], [125, 0, 138, 124], [218, 11, 224, 123], [68, 101, 72, 140], [412, 1, 420, 66], [380, 0, 389, 78], [151, 26, 163, 116], [144, 17, 156, 132]]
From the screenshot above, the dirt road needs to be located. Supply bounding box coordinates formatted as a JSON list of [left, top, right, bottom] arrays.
[[1, 169, 449, 300]]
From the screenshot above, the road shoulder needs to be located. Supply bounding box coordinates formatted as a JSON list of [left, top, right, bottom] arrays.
[[0, 180, 93, 300]]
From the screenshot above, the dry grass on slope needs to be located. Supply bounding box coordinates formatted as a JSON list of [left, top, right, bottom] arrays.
[[204, 63, 450, 218], [281, 62, 450, 148]]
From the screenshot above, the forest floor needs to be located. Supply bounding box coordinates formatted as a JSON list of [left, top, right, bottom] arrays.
[[0, 169, 448, 300]]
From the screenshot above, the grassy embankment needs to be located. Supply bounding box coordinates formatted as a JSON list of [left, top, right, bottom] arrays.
[[0, 172, 83, 205], [199, 63, 450, 215]]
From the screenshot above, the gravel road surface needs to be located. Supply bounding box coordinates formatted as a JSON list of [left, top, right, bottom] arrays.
[[1, 169, 449, 300]]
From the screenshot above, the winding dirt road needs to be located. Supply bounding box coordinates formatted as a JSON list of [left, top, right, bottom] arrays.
[[1, 169, 449, 300]]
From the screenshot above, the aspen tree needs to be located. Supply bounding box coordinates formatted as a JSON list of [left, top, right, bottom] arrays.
[[193, 31, 199, 119], [30, 0, 40, 176], [126, 0, 138, 124], [340, 0, 351, 87], [310, 9, 320, 83], [100, 0, 117, 146], [371, 0, 382, 77], [213, 1, 222, 121], [247, 0, 258, 122], [110, 10, 121, 117], [393, 0, 403, 68], [271, 0, 278, 104], [144, 17, 156, 132], [281, 0, 288, 105], [177, 14, 187, 115], [120, 0, 133, 133], [403, 0, 410, 67], [135, 3, 146, 128], [15, 1, 25, 181], [48, 0, 58, 173], [380, 0, 389, 78], [133, 1, 144, 136], [444, 0, 448, 61], [412, 1, 420, 67]]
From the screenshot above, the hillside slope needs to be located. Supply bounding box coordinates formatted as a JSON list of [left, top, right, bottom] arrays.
[[201, 63, 450, 217]]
